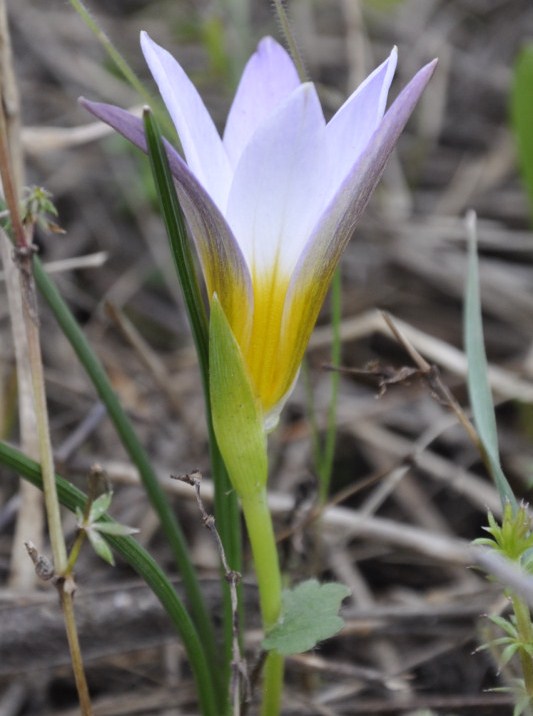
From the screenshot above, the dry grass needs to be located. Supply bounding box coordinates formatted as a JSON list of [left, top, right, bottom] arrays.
[[2, 0, 533, 713]]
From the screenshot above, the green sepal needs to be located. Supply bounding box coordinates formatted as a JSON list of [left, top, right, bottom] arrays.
[[209, 294, 267, 498]]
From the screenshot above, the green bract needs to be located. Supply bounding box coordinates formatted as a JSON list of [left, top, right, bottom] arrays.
[[209, 294, 268, 498]]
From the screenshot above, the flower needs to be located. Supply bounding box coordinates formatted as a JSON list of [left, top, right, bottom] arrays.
[[82, 35, 436, 429]]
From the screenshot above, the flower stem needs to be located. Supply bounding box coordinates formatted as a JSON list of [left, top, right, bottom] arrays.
[[511, 595, 533, 698], [240, 489, 284, 715], [271, 0, 307, 82]]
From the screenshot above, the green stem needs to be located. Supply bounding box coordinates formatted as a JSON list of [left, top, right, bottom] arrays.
[[260, 651, 284, 716], [271, 0, 307, 82], [241, 489, 284, 715], [512, 595, 533, 699], [65, 529, 86, 577], [318, 267, 341, 503], [68, 0, 152, 113]]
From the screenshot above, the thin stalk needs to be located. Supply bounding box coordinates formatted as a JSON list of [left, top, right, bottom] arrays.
[[60, 589, 93, 714], [318, 268, 342, 503], [0, 440, 219, 716], [31, 257, 219, 689], [241, 489, 283, 716], [512, 595, 533, 698], [0, 93, 91, 713], [67, 0, 175, 139], [271, 0, 307, 82], [68, 1, 148, 106]]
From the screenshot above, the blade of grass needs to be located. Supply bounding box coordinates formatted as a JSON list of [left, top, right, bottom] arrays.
[[464, 211, 516, 509], [511, 45, 533, 224], [67, 0, 175, 139], [0, 440, 218, 716], [318, 267, 342, 503], [31, 255, 220, 690], [143, 108, 242, 704]]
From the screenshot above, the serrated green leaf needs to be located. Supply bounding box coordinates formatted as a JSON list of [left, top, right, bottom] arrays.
[[464, 215, 516, 509], [511, 46, 533, 223], [89, 491, 113, 522], [262, 579, 350, 656], [94, 521, 139, 536], [87, 528, 115, 566]]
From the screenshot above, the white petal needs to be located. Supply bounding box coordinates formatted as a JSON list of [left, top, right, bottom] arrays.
[[225, 83, 327, 278], [223, 37, 301, 169], [325, 48, 397, 199], [279, 59, 438, 387], [141, 31, 232, 211]]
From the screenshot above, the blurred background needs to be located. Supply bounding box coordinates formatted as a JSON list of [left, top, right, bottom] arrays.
[[2, 0, 533, 713]]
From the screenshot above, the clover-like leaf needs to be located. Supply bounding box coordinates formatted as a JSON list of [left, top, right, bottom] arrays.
[[262, 579, 350, 656]]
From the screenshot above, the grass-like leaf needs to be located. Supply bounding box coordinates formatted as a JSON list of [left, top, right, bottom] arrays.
[[31, 255, 220, 685], [511, 45, 533, 223], [464, 212, 516, 509], [143, 108, 242, 703], [0, 440, 218, 716]]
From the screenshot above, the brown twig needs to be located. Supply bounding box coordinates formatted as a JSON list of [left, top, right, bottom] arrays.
[[172, 470, 248, 714], [0, 5, 92, 711]]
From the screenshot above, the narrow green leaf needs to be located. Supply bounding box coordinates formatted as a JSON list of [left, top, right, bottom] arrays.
[[93, 521, 139, 536], [489, 615, 519, 638], [262, 579, 351, 656], [511, 46, 533, 223], [87, 528, 115, 565], [209, 295, 267, 498], [501, 643, 520, 668], [318, 267, 342, 503], [143, 108, 243, 699], [31, 256, 219, 683], [143, 108, 209, 373], [89, 491, 112, 522], [0, 439, 218, 716], [464, 213, 516, 508]]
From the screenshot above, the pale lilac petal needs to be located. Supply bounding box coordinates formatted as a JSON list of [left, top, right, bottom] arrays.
[[223, 37, 301, 169], [225, 83, 328, 279], [281, 59, 438, 381], [140, 31, 232, 211], [79, 98, 252, 337], [325, 48, 397, 198]]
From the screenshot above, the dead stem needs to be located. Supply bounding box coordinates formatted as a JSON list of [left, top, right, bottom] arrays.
[[0, 4, 92, 711]]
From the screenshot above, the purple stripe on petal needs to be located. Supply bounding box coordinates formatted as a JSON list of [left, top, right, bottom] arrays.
[[281, 58, 438, 382], [141, 32, 232, 211], [325, 48, 398, 200], [79, 98, 253, 340]]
